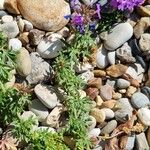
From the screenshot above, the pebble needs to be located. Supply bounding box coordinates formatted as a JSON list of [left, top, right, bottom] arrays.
[[88, 128, 101, 138], [107, 51, 116, 65], [90, 108, 106, 123], [28, 29, 45, 46], [126, 86, 137, 97], [29, 99, 49, 122], [116, 42, 135, 63], [134, 17, 150, 39], [36, 126, 56, 133], [87, 116, 97, 131], [75, 62, 93, 73], [19, 32, 29, 46], [139, 33, 150, 52], [0, 10, 8, 18], [88, 78, 102, 89], [43, 106, 63, 128], [34, 84, 59, 109], [86, 87, 99, 100], [0, 21, 19, 38], [95, 95, 103, 107], [82, 0, 98, 6], [101, 120, 117, 134], [9, 38, 22, 51], [100, 84, 113, 101], [79, 70, 94, 83], [125, 135, 135, 150], [136, 5, 150, 17], [135, 132, 149, 150], [106, 79, 116, 88], [2, 15, 13, 23], [37, 33, 64, 59], [102, 100, 116, 109], [106, 64, 128, 78], [57, 27, 70, 38], [4, 0, 20, 14], [118, 89, 126, 94], [131, 92, 150, 109], [79, 90, 87, 99], [0, 0, 4, 9], [141, 86, 150, 99], [20, 111, 39, 130], [93, 69, 106, 77], [17, 0, 70, 31], [23, 20, 33, 32], [117, 78, 130, 89], [26, 52, 53, 84], [137, 108, 150, 126], [96, 47, 109, 69], [104, 22, 133, 50], [16, 48, 32, 76], [101, 108, 114, 119], [112, 92, 122, 100]]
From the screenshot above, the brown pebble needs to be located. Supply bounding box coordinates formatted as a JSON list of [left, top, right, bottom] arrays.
[[93, 70, 106, 77], [88, 78, 102, 89], [86, 87, 99, 100], [101, 100, 116, 109]]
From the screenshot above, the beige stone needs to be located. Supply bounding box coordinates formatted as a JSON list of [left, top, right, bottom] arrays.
[[102, 100, 116, 109], [93, 69, 106, 77], [95, 95, 103, 107], [126, 86, 137, 98], [17, 0, 71, 31], [137, 6, 150, 17]]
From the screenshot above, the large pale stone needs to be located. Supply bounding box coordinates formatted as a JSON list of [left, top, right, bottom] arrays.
[[17, 0, 71, 31]]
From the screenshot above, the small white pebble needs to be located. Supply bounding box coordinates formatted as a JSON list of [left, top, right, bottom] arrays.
[[2, 15, 13, 23]]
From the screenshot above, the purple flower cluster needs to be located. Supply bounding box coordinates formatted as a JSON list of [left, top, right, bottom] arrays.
[[110, 0, 144, 11]]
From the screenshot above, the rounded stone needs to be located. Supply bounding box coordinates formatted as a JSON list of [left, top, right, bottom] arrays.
[[96, 47, 109, 69], [1, 15, 13, 23], [141, 86, 150, 99], [104, 22, 133, 50], [88, 128, 101, 138], [37, 33, 64, 59], [34, 84, 59, 109], [17, 0, 71, 31], [131, 92, 150, 109], [117, 78, 130, 89], [107, 51, 116, 65], [126, 86, 137, 98], [16, 48, 32, 76], [0, 21, 19, 38], [29, 99, 49, 122], [23, 20, 33, 32], [137, 108, 150, 126], [90, 108, 106, 123], [9, 38, 22, 51], [101, 108, 114, 119], [101, 120, 117, 134]]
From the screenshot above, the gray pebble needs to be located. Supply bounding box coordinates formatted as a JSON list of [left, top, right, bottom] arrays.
[[125, 135, 135, 150], [131, 92, 150, 109], [107, 51, 116, 65], [141, 86, 150, 99], [117, 78, 130, 89], [29, 99, 49, 122], [0, 11, 8, 18], [9, 38, 22, 51], [101, 120, 117, 134]]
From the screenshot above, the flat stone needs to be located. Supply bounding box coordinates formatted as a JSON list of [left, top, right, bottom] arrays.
[[16, 48, 32, 76], [135, 133, 149, 150], [134, 17, 150, 39], [137, 108, 150, 126], [88, 78, 102, 89], [139, 33, 150, 52], [126, 86, 137, 97], [29, 99, 49, 122], [2, 15, 13, 23], [117, 78, 130, 89], [37, 33, 64, 59], [0, 21, 19, 38], [93, 70, 106, 77], [107, 51, 116, 65], [104, 23, 133, 50], [106, 64, 128, 78], [101, 120, 117, 134], [131, 92, 150, 109], [96, 47, 109, 69], [17, 0, 70, 31], [26, 52, 53, 84], [102, 100, 116, 109], [34, 84, 59, 109], [90, 108, 106, 123], [86, 87, 99, 100], [100, 84, 113, 101]]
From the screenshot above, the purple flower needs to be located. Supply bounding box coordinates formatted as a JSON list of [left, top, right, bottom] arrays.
[[96, 4, 101, 19], [110, 0, 144, 11]]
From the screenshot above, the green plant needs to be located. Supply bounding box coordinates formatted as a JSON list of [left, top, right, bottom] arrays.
[[0, 84, 30, 126], [54, 29, 95, 149], [13, 117, 69, 150]]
